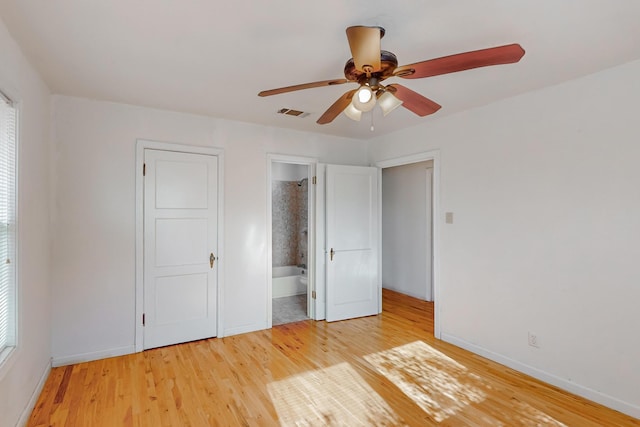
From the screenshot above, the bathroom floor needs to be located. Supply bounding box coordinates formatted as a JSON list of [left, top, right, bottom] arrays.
[[272, 294, 308, 326]]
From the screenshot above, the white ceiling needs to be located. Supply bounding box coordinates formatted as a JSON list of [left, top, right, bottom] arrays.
[[1, 0, 639, 140]]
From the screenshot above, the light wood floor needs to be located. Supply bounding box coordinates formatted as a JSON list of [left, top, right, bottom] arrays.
[[29, 290, 639, 426]]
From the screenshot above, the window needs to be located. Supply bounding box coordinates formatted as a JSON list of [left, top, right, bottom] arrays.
[[0, 91, 16, 365]]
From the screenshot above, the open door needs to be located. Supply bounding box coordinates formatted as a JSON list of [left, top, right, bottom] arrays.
[[325, 164, 379, 322]]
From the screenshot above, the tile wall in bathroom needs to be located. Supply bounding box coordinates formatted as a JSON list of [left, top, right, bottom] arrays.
[[272, 180, 308, 267]]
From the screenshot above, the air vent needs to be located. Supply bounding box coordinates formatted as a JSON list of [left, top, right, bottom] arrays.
[[278, 108, 310, 118]]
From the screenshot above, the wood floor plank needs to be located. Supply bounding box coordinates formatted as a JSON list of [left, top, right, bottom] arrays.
[[28, 289, 639, 426]]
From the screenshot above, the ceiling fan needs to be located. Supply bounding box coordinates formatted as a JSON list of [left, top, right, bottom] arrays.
[[258, 26, 525, 125]]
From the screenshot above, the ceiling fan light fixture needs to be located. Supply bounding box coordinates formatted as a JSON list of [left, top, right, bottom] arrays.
[[352, 85, 376, 112], [258, 25, 525, 126], [343, 102, 362, 121], [357, 86, 372, 103], [378, 91, 403, 116]]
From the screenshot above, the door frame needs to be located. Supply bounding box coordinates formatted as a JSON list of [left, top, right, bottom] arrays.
[[425, 166, 434, 301], [266, 154, 317, 327], [135, 139, 225, 352], [376, 149, 441, 339]]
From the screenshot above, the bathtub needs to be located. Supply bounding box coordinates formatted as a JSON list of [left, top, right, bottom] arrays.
[[272, 265, 307, 298]]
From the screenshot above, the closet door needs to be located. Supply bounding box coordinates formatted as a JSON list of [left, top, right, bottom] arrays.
[[143, 149, 218, 349]]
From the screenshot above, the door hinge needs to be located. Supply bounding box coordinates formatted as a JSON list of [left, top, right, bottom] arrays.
[[312, 176, 317, 185], [312, 291, 317, 299], [142, 313, 145, 326], [143, 163, 146, 176]]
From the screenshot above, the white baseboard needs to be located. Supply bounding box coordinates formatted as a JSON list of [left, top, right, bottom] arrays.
[[17, 360, 51, 427], [51, 345, 136, 367], [224, 322, 266, 337], [382, 286, 430, 301], [441, 333, 640, 420]]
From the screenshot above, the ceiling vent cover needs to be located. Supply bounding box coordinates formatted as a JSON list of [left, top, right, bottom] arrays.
[[278, 108, 310, 118]]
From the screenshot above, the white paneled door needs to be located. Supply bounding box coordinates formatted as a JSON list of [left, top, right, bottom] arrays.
[[143, 149, 218, 349], [325, 165, 379, 322]]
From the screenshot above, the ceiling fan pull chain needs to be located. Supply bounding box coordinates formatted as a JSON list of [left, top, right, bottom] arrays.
[[370, 111, 375, 132]]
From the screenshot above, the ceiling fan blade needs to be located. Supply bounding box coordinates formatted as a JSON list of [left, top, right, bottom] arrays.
[[258, 79, 349, 97], [387, 84, 441, 117], [346, 26, 382, 72], [317, 90, 356, 124], [395, 43, 525, 79]]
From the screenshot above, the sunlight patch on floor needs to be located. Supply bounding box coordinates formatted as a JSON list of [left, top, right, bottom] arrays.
[[364, 340, 487, 422], [267, 362, 405, 426], [509, 400, 567, 426], [364, 341, 568, 425]]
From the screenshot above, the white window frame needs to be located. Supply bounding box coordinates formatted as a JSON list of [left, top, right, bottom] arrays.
[[0, 89, 17, 369]]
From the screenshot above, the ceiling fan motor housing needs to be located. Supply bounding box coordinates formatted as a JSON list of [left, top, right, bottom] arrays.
[[344, 50, 398, 83]]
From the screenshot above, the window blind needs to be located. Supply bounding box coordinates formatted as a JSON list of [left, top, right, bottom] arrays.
[[0, 91, 16, 360]]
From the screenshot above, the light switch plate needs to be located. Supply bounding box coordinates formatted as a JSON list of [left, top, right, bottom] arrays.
[[445, 212, 454, 224]]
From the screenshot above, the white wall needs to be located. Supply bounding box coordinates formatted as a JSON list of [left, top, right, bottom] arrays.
[[381, 161, 432, 300], [50, 95, 368, 362], [369, 60, 640, 417], [0, 17, 52, 427]]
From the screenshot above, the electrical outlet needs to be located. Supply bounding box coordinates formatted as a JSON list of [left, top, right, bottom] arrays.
[[528, 332, 540, 348]]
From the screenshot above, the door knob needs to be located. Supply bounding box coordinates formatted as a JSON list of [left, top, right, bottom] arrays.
[[210, 252, 216, 268], [330, 248, 335, 261]]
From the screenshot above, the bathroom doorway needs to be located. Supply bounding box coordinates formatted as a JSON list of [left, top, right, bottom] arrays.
[[267, 156, 316, 327]]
